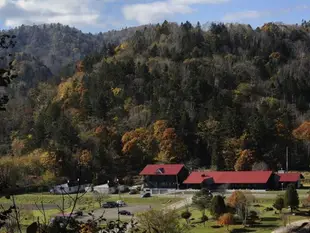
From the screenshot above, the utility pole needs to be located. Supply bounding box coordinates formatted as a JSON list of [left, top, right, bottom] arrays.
[[286, 146, 289, 172]]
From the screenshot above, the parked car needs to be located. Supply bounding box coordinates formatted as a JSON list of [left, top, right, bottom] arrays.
[[129, 189, 138, 195], [102, 201, 118, 208], [116, 200, 127, 207], [118, 210, 132, 216], [73, 210, 83, 217], [141, 192, 151, 198]]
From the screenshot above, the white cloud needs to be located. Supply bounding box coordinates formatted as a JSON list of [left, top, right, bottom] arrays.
[[222, 10, 265, 21], [222, 5, 310, 23], [123, 1, 192, 24], [171, 0, 229, 4], [0, 0, 116, 30], [123, 0, 230, 24], [5, 14, 99, 28], [0, 0, 6, 8]]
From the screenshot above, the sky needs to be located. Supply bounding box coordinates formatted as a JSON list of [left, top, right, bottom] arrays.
[[0, 0, 310, 33]]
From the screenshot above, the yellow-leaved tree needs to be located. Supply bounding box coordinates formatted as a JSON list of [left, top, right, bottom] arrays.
[[40, 151, 58, 175]]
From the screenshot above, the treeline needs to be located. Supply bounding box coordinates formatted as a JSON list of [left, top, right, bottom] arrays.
[[2, 20, 310, 187]]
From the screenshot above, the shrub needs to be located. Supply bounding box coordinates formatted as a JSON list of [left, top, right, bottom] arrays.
[[210, 195, 226, 219], [181, 210, 192, 224], [273, 195, 284, 213]]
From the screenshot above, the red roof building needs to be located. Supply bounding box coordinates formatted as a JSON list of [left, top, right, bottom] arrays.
[[139, 164, 185, 176], [140, 164, 189, 190], [183, 171, 275, 190], [277, 172, 303, 188], [183, 171, 273, 184], [278, 173, 302, 183]]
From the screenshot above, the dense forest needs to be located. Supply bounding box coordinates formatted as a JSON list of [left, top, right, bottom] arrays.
[[2, 20, 310, 188]]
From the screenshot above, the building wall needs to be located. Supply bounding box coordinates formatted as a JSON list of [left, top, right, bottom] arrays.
[[144, 175, 177, 188], [281, 181, 299, 189], [213, 183, 268, 190], [143, 167, 189, 189], [178, 167, 190, 189]]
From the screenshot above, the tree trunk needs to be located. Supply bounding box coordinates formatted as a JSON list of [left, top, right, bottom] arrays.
[[211, 142, 218, 170], [243, 206, 247, 226]]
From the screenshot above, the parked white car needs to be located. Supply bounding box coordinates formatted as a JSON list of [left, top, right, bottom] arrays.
[[116, 200, 127, 207]]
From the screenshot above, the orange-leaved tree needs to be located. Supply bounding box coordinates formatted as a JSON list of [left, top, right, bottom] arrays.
[[156, 128, 187, 164], [227, 191, 254, 226], [121, 127, 156, 169], [218, 213, 234, 232], [293, 121, 310, 141], [234, 149, 256, 171], [227, 191, 246, 209]]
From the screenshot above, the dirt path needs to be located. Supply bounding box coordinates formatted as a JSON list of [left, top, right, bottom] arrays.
[[165, 196, 192, 211]]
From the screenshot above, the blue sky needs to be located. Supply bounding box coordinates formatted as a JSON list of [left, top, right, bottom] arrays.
[[0, 0, 309, 33]]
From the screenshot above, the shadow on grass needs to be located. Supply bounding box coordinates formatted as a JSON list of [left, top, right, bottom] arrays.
[[210, 225, 222, 229], [260, 217, 278, 222], [252, 224, 278, 228], [231, 229, 255, 233], [295, 210, 310, 217]]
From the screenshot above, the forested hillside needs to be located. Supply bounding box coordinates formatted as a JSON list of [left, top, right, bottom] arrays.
[[2, 20, 310, 187]]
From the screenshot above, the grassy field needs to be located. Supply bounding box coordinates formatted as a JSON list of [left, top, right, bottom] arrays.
[[179, 198, 309, 233], [0, 193, 182, 208], [1, 190, 310, 232], [0, 193, 182, 228]]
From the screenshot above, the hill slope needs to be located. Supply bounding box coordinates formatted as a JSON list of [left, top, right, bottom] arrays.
[[2, 21, 310, 187]]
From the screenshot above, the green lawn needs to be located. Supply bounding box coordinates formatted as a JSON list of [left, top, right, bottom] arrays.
[[0, 193, 181, 208], [179, 198, 309, 233], [0, 193, 183, 227]]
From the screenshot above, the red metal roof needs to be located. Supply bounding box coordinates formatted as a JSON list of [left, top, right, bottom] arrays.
[[279, 173, 301, 182], [139, 164, 184, 176], [183, 172, 213, 184], [183, 171, 273, 184]]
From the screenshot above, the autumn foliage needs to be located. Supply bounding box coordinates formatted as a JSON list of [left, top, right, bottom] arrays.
[[234, 149, 256, 171], [121, 127, 153, 155], [79, 150, 92, 166], [121, 121, 187, 164], [293, 121, 310, 141], [40, 151, 57, 170], [156, 128, 186, 163], [218, 213, 234, 232], [222, 138, 242, 169], [227, 191, 246, 208], [153, 120, 169, 140]]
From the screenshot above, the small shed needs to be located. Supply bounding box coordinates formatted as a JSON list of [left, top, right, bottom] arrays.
[[278, 173, 304, 189]]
